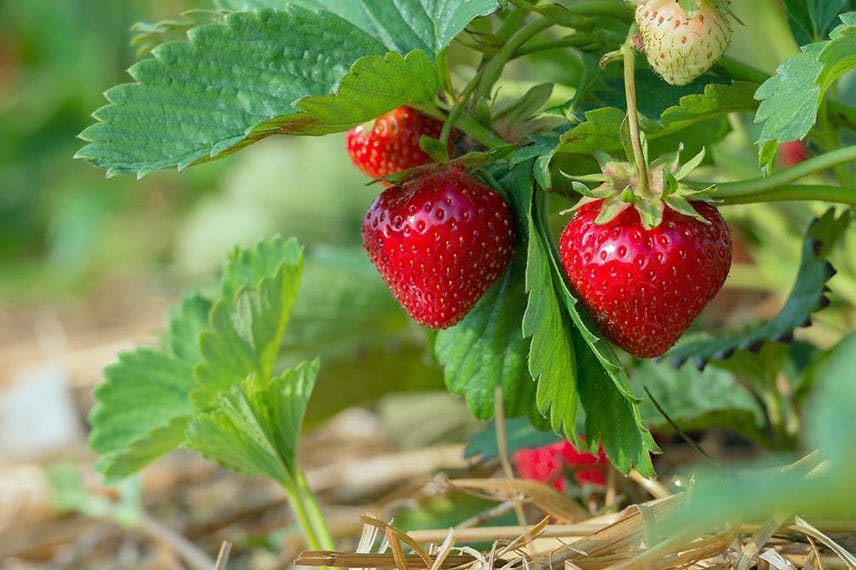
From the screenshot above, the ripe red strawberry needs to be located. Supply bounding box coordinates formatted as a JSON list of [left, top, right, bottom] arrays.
[[514, 441, 607, 490], [559, 200, 732, 358], [636, 0, 734, 86], [361, 168, 515, 329], [778, 140, 809, 167], [346, 106, 448, 181]]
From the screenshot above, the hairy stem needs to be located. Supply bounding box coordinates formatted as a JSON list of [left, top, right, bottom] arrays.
[[716, 184, 856, 207], [475, 18, 552, 102], [409, 102, 506, 148], [694, 145, 856, 200], [510, 0, 633, 21], [295, 470, 336, 551], [621, 35, 649, 194], [818, 101, 856, 191], [283, 471, 334, 564], [440, 75, 480, 148], [512, 33, 597, 59]]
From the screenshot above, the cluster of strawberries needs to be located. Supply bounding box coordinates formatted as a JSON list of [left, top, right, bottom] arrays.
[[343, 0, 814, 490], [348, 104, 734, 358]]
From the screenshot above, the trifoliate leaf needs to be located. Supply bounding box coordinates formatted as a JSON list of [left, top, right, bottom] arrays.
[[193, 237, 305, 409], [89, 294, 211, 482], [186, 360, 319, 486], [436, 166, 536, 422], [668, 209, 851, 368]]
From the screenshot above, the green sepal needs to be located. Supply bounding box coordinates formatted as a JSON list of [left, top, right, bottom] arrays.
[[665, 195, 710, 224], [674, 147, 706, 180], [594, 197, 631, 225], [636, 198, 664, 230], [419, 135, 450, 164]]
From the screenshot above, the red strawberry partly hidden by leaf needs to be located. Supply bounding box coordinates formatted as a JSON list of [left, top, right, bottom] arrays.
[[559, 200, 732, 358], [514, 441, 607, 491], [346, 106, 448, 181], [779, 140, 809, 167], [361, 167, 515, 329], [636, 0, 735, 86]]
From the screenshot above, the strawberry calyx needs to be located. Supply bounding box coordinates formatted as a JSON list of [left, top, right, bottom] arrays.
[[564, 145, 714, 230]]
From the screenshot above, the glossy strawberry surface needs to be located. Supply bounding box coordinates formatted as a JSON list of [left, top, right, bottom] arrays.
[[636, 0, 732, 86], [559, 201, 732, 358], [514, 441, 607, 490], [361, 168, 515, 329], [346, 106, 446, 180]]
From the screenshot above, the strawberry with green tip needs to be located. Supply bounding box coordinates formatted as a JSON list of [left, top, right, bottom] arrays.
[[559, 148, 732, 357], [361, 167, 515, 329], [346, 106, 449, 182], [636, 0, 735, 86]]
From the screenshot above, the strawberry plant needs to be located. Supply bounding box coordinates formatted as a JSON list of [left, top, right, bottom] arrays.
[[78, 0, 856, 553]]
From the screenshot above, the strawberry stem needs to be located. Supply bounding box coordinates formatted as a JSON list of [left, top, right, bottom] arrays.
[[474, 18, 552, 103], [621, 34, 649, 195], [681, 145, 856, 207]]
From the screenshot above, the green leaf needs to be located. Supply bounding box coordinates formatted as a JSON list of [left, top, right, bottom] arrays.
[[817, 12, 856, 93], [186, 360, 319, 486], [131, 12, 222, 57], [668, 209, 851, 368], [557, 82, 755, 161], [262, 50, 439, 136], [656, 82, 759, 135], [657, 333, 856, 542], [76, 9, 444, 176], [806, 331, 856, 463], [285, 246, 407, 363], [193, 237, 305, 409], [634, 360, 767, 444], [755, 12, 856, 144], [215, 0, 293, 9], [435, 250, 534, 420], [436, 166, 537, 421], [754, 43, 825, 144], [356, 0, 500, 56], [219, 0, 500, 56], [89, 294, 211, 482], [219, 235, 303, 301], [523, 209, 580, 443], [784, 0, 851, 43], [523, 170, 657, 475]]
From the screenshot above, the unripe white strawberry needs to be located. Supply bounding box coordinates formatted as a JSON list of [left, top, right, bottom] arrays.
[[635, 0, 733, 86]]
